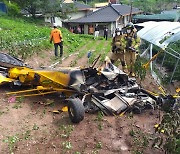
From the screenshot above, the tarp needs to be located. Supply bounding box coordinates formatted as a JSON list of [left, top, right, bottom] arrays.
[[134, 14, 177, 21], [136, 21, 180, 48], [0, 2, 7, 13], [0, 53, 24, 68]]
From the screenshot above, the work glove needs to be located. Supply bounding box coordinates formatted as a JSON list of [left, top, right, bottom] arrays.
[[129, 47, 136, 52]]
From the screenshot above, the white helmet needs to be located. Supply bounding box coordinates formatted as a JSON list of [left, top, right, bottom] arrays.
[[53, 23, 57, 27]]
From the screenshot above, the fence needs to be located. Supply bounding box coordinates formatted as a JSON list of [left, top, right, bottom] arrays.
[[140, 43, 180, 85]]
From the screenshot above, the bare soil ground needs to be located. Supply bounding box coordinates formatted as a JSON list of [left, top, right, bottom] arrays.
[[0, 40, 165, 154]]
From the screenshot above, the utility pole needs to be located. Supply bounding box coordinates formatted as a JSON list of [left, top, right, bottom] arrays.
[[129, 0, 133, 22]]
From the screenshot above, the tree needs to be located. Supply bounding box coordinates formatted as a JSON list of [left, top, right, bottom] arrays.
[[11, 0, 74, 19], [121, 0, 180, 14], [10, 0, 43, 18]]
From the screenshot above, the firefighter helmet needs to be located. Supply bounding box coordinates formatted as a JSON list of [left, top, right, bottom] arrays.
[[126, 22, 135, 29]]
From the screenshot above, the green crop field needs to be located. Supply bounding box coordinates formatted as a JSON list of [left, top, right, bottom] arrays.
[[0, 15, 93, 59]]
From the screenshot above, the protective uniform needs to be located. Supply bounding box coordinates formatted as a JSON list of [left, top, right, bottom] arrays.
[[125, 23, 141, 77], [110, 29, 127, 72]]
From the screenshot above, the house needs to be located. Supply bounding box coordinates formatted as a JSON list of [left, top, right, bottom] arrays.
[[44, 1, 92, 27], [64, 3, 142, 36], [0, 2, 7, 14]]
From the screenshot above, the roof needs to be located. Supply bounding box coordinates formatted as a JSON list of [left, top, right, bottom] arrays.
[[136, 21, 180, 48], [66, 3, 142, 23], [111, 4, 141, 16], [134, 14, 177, 21], [134, 9, 180, 21]]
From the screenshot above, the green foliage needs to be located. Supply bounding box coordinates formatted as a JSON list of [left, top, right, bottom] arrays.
[[154, 111, 180, 154], [96, 111, 104, 121], [155, 41, 180, 82], [129, 129, 136, 137], [0, 16, 51, 59], [23, 130, 31, 140], [89, 39, 106, 64], [134, 56, 147, 81], [1, 0, 21, 16], [96, 141, 102, 149], [32, 124, 39, 130], [3, 134, 19, 153], [121, 0, 179, 13], [0, 16, 92, 59], [7, 2, 20, 16], [59, 125, 74, 138], [62, 141, 72, 150], [129, 128, 150, 153], [12, 96, 24, 109], [95, 111, 104, 130]]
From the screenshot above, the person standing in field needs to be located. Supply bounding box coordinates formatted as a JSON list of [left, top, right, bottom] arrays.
[[50, 23, 63, 57], [94, 25, 99, 39], [104, 26, 108, 40]]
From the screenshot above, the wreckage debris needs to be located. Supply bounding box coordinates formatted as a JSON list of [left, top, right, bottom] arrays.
[[0, 53, 179, 123]]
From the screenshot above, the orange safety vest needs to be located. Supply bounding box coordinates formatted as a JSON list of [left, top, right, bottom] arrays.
[[50, 28, 63, 44]]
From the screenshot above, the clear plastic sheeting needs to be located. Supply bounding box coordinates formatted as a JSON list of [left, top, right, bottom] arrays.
[[136, 21, 180, 48]]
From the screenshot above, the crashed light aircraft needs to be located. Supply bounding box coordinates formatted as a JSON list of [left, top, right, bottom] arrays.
[[0, 53, 178, 123]]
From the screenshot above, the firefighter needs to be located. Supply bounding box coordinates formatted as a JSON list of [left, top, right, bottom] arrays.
[[110, 28, 127, 72], [125, 22, 141, 77]]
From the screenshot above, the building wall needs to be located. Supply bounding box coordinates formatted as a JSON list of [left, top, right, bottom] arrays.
[[110, 22, 116, 37], [45, 16, 62, 27], [67, 11, 87, 20], [64, 0, 73, 3]]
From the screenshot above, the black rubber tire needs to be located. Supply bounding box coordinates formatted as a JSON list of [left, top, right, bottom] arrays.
[[68, 98, 85, 123]]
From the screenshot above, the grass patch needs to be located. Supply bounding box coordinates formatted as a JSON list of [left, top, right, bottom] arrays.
[[95, 111, 104, 130], [59, 125, 74, 138], [3, 134, 19, 153], [129, 128, 150, 154], [12, 96, 24, 109]]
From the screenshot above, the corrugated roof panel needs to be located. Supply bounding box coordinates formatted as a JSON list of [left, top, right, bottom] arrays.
[[136, 21, 180, 48]]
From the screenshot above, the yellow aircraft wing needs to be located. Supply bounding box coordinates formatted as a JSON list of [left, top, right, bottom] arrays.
[[0, 73, 14, 85]]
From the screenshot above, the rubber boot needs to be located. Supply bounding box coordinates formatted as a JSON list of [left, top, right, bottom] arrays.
[[110, 59, 115, 64], [121, 61, 127, 73], [122, 66, 128, 73]]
